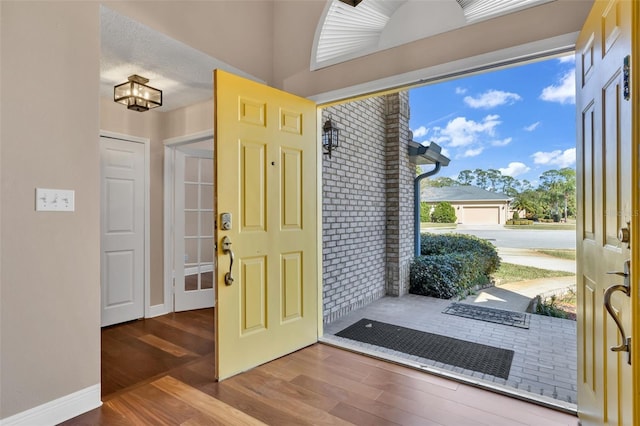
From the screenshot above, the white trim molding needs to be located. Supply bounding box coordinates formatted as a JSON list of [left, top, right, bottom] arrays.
[[0, 385, 101, 426], [163, 130, 215, 314], [147, 303, 172, 318]]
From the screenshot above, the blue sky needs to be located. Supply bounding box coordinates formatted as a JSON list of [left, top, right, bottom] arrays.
[[409, 55, 576, 185]]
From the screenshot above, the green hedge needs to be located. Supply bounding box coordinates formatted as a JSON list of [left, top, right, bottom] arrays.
[[410, 233, 500, 299], [506, 219, 534, 225]]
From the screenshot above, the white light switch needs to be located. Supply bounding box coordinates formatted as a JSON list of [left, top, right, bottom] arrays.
[[35, 188, 75, 212]]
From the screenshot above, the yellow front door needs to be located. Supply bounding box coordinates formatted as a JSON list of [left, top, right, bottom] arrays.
[[213, 70, 319, 380], [576, 1, 639, 424]]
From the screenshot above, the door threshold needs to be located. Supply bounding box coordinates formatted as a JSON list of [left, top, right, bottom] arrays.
[[319, 335, 578, 416]]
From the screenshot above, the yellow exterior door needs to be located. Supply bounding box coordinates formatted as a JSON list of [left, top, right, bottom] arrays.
[[213, 70, 318, 380], [576, 1, 639, 424]]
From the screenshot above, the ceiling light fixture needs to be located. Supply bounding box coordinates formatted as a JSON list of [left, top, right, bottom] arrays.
[[338, 0, 363, 6], [114, 74, 162, 112]]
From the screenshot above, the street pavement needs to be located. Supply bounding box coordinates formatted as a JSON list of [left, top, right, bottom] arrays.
[[426, 225, 576, 249]]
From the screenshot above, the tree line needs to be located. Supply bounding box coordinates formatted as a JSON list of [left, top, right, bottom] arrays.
[[422, 167, 576, 221]]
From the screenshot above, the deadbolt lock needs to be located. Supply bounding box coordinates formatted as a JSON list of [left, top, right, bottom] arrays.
[[618, 222, 630, 248]]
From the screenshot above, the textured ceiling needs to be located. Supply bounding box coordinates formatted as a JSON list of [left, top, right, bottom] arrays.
[[100, 6, 259, 112]]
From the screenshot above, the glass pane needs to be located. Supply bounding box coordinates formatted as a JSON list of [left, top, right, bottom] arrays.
[[185, 211, 198, 236], [185, 184, 198, 209], [201, 212, 213, 237], [200, 238, 214, 263], [185, 156, 199, 182], [200, 185, 213, 210], [201, 271, 214, 289], [185, 238, 198, 265], [184, 273, 198, 291], [201, 158, 214, 184]]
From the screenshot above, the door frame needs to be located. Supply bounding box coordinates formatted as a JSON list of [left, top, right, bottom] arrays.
[[314, 31, 601, 411], [163, 129, 215, 313], [99, 130, 151, 319]]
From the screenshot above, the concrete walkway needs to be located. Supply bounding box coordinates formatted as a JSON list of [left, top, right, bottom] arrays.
[[323, 248, 578, 409], [460, 275, 575, 312], [460, 248, 576, 312], [498, 247, 575, 273]]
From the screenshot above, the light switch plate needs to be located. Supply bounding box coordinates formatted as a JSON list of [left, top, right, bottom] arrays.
[[35, 188, 75, 212]]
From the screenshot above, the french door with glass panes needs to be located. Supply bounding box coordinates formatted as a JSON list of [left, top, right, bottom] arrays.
[[174, 149, 215, 311]]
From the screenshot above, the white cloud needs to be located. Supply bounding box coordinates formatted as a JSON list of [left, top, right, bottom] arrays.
[[491, 137, 512, 147], [558, 55, 575, 64], [540, 69, 576, 104], [531, 148, 576, 167], [455, 87, 467, 95], [461, 147, 484, 158], [499, 162, 530, 177], [524, 121, 540, 132], [412, 126, 428, 138], [435, 114, 502, 147], [440, 147, 451, 158], [463, 90, 522, 109]]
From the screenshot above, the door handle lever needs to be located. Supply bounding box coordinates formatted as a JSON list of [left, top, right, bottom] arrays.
[[603, 281, 631, 364], [221, 236, 234, 286]]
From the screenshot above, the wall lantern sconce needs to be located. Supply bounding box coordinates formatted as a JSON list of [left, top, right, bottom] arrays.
[[322, 117, 340, 159], [114, 75, 162, 112]]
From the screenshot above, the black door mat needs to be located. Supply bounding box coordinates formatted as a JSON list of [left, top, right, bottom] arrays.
[[442, 302, 530, 329], [335, 319, 513, 379]]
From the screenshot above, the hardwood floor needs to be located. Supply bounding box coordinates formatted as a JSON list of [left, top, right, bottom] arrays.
[[63, 309, 578, 425]]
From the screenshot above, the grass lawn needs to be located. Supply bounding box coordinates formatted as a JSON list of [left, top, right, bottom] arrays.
[[494, 262, 575, 284], [420, 222, 457, 229], [535, 249, 576, 260]]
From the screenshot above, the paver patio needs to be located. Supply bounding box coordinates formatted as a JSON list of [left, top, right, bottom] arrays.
[[323, 293, 577, 411]]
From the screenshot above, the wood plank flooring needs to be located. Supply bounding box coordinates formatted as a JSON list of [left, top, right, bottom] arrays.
[[62, 309, 578, 425]]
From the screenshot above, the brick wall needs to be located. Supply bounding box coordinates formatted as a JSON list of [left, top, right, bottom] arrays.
[[322, 97, 388, 323], [384, 92, 414, 297], [322, 92, 415, 324]]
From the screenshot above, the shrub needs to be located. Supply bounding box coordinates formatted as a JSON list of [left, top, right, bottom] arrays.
[[512, 210, 520, 220], [431, 202, 457, 223], [534, 295, 569, 319], [410, 255, 460, 299], [420, 202, 431, 222], [410, 233, 500, 299]]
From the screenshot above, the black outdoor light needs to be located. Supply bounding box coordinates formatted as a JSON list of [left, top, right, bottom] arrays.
[[322, 117, 340, 159]]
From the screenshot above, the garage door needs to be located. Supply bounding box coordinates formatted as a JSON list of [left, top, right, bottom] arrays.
[[463, 207, 500, 225]]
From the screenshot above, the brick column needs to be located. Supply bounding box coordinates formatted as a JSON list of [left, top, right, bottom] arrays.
[[385, 92, 414, 296]]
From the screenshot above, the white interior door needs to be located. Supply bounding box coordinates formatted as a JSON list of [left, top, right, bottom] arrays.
[[174, 148, 215, 311], [100, 136, 145, 327]]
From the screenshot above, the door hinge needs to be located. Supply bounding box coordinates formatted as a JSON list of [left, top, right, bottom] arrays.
[[624, 55, 630, 101]]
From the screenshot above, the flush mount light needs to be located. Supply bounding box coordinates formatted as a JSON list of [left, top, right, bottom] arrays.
[[338, 0, 363, 6], [114, 74, 162, 112]]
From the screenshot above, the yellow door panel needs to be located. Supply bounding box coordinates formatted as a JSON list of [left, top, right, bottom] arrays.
[[214, 69, 318, 380], [282, 252, 303, 321], [576, 1, 638, 424]]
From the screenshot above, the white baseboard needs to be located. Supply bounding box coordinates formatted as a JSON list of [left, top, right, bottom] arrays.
[[0, 384, 101, 426], [147, 303, 171, 318]]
